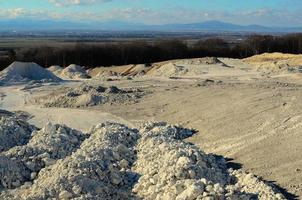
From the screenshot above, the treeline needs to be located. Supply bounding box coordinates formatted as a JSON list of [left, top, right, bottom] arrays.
[[1, 33, 302, 70]]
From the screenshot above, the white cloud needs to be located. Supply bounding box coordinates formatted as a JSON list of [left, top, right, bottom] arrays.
[[0, 6, 301, 27], [0, 8, 52, 20], [48, 0, 111, 7], [0, 8, 26, 18]]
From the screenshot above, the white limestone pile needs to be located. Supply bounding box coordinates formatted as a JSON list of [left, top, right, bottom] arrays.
[[133, 122, 230, 199], [32, 84, 145, 108], [0, 116, 286, 200], [0, 116, 37, 153], [60, 64, 90, 79], [176, 57, 225, 65], [2, 122, 140, 199], [132, 122, 285, 200], [0, 155, 30, 190], [0, 62, 61, 84], [93, 70, 120, 79], [47, 65, 63, 77], [229, 169, 286, 200], [0, 123, 87, 190], [148, 57, 230, 77], [150, 62, 189, 77]]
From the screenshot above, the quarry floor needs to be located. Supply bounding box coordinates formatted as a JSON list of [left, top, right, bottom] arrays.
[[1, 58, 302, 199]]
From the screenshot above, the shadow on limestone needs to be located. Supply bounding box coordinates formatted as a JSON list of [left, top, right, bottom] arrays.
[[216, 155, 298, 200]]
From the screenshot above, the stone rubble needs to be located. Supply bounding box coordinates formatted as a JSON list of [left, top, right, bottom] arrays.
[[60, 64, 90, 80], [133, 122, 285, 200], [0, 62, 61, 85], [0, 123, 87, 191], [175, 57, 226, 65], [31, 84, 145, 108], [0, 116, 37, 153], [0, 114, 286, 200]]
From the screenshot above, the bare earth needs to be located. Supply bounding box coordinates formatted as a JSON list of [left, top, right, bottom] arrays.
[[1, 55, 302, 199]]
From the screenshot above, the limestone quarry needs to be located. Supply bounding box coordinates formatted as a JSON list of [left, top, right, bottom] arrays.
[[0, 53, 302, 199]]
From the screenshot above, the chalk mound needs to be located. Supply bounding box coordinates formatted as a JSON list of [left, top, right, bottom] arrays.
[[243, 52, 301, 63], [90, 64, 150, 78], [0, 117, 285, 199], [148, 57, 230, 77], [47, 65, 63, 76], [0, 116, 37, 153], [120, 64, 151, 76], [176, 57, 226, 65], [93, 70, 120, 79], [0, 62, 61, 84], [61, 64, 90, 79], [0, 123, 87, 190], [31, 84, 145, 108], [88, 65, 127, 78], [149, 62, 188, 77]]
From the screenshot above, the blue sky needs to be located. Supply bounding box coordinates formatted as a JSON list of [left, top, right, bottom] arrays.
[[0, 0, 301, 26]]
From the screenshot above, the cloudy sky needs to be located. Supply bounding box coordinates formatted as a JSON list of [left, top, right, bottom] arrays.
[[0, 0, 301, 26]]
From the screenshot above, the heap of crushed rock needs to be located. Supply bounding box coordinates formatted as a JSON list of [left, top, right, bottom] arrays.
[[0, 116, 37, 152], [47, 65, 63, 77], [93, 70, 120, 79], [175, 57, 226, 65], [243, 53, 302, 74], [60, 64, 90, 79], [149, 62, 188, 77], [133, 122, 284, 200], [31, 84, 145, 108], [0, 115, 285, 200], [0, 62, 61, 85], [243, 53, 301, 63], [148, 58, 230, 77]]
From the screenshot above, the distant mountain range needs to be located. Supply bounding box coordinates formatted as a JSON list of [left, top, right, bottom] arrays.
[[0, 19, 302, 33]]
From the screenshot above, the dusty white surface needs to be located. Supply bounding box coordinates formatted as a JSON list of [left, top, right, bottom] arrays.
[[0, 84, 132, 131], [0, 54, 302, 199]]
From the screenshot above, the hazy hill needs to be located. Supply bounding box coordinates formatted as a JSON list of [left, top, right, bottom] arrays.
[[0, 19, 301, 33]]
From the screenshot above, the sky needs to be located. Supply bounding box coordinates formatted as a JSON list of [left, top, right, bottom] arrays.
[[0, 0, 301, 26]]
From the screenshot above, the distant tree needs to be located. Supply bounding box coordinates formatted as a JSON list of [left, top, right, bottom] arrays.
[[7, 49, 16, 61], [5, 33, 302, 70]]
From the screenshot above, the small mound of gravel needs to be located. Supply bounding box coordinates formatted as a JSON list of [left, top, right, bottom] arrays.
[[61, 64, 90, 79], [179, 57, 225, 65], [138, 121, 196, 140], [0, 116, 37, 153], [0, 115, 286, 200], [32, 84, 145, 108]]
